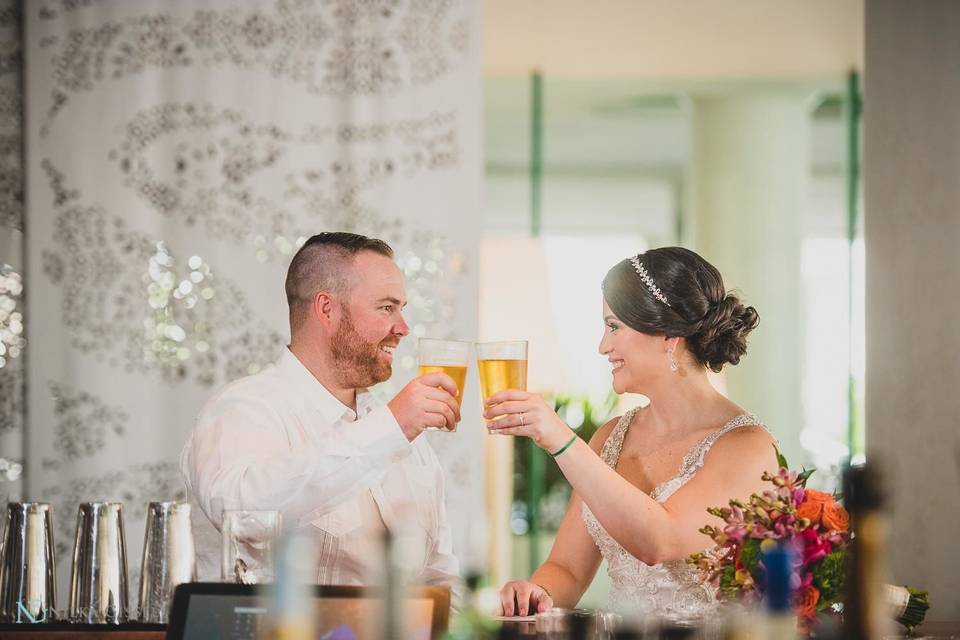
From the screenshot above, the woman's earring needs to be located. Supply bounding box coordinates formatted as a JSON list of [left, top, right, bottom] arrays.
[[668, 351, 679, 372]]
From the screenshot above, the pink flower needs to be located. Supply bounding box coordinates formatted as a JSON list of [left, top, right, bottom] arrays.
[[793, 487, 806, 505], [778, 468, 798, 485], [724, 524, 747, 544], [797, 527, 831, 565], [824, 531, 847, 546], [751, 523, 777, 539], [773, 520, 792, 538]]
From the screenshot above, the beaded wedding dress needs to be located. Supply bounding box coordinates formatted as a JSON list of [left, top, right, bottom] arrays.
[[581, 407, 769, 617]]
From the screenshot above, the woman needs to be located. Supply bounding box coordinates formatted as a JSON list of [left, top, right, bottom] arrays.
[[488, 247, 777, 618]]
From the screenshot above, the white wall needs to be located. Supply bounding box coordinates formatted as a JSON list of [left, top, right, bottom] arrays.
[[865, 0, 960, 619]]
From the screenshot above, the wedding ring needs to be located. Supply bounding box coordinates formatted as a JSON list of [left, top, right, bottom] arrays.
[[519, 412, 525, 427]]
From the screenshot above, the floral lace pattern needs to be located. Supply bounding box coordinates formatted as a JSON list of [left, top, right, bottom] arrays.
[[582, 408, 769, 616]]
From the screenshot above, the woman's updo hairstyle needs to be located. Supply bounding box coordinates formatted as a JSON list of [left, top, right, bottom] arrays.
[[601, 247, 759, 372]]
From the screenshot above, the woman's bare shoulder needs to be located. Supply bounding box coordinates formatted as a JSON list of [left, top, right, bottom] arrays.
[[708, 423, 779, 471], [586, 410, 635, 454]]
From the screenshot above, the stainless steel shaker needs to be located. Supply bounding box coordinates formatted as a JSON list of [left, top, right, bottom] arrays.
[[138, 501, 195, 623], [68, 502, 128, 623], [0, 502, 57, 623]]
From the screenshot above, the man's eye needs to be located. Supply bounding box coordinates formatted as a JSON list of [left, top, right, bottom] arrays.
[[382, 306, 393, 312]]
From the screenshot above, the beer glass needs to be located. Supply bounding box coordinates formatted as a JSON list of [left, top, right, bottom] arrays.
[[417, 338, 470, 431], [221, 510, 280, 584], [476, 340, 528, 416]]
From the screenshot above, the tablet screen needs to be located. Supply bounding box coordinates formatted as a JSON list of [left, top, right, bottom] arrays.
[[179, 592, 435, 640]]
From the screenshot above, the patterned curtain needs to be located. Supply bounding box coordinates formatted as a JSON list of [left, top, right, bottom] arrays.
[[0, 0, 24, 509], [3, 0, 483, 592]]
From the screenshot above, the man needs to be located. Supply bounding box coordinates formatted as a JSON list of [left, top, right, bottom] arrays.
[[181, 232, 462, 592]]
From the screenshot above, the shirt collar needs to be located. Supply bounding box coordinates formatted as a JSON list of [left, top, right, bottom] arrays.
[[277, 348, 377, 423]]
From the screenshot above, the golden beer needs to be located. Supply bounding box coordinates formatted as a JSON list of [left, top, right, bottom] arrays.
[[476, 341, 528, 425], [477, 359, 528, 399], [417, 338, 472, 432], [418, 365, 468, 407]]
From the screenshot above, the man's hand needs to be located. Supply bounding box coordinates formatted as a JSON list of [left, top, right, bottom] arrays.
[[388, 372, 461, 441]]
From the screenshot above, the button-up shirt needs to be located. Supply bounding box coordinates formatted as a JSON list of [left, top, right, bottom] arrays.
[[180, 348, 461, 593]]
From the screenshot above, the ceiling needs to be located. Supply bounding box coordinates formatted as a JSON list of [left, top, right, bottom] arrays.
[[483, 0, 864, 78]]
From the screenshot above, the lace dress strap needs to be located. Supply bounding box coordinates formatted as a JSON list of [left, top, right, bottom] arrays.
[[599, 406, 641, 468], [678, 413, 766, 477], [652, 413, 769, 502]]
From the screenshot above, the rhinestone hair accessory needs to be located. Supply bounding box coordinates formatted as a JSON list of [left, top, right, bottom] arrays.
[[630, 255, 671, 307]]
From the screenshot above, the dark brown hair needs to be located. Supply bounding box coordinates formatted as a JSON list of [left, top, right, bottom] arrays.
[[601, 247, 758, 372], [285, 232, 394, 331]]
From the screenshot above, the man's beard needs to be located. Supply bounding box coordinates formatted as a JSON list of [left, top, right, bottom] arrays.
[[330, 309, 393, 389]]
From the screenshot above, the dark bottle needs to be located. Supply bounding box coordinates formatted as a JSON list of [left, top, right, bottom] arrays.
[[843, 463, 892, 640]]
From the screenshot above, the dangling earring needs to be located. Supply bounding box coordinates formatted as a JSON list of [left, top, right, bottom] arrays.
[[668, 350, 679, 372]]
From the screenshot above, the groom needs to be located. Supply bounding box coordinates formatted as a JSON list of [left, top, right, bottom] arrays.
[[181, 232, 462, 592]]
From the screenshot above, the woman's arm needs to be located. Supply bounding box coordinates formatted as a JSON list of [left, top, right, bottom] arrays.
[[486, 393, 777, 565], [499, 421, 616, 616]]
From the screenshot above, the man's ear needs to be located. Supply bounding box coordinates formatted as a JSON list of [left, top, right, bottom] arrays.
[[312, 290, 337, 326]]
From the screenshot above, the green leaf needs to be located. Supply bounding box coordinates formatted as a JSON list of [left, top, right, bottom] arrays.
[[719, 564, 736, 587], [740, 539, 764, 582], [718, 564, 739, 599], [774, 444, 789, 470], [797, 467, 816, 485], [812, 550, 847, 602]]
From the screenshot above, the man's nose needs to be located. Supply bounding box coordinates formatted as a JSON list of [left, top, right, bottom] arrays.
[[395, 314, 410, 337]]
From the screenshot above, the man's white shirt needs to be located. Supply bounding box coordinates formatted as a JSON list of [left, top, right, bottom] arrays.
[[180, 348, 461, 592]]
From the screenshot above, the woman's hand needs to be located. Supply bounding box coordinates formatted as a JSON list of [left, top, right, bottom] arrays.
[[499, 580, 554, 616], [484, 390, 574, 453]]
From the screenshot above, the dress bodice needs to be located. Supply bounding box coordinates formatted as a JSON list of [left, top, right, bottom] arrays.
[[581, 407, 769, 616]]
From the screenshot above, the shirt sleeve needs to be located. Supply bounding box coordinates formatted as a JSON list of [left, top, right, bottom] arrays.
[[182, 394, 413, 531], [415, 444, 464, 608]]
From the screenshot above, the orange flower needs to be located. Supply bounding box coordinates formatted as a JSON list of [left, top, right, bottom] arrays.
[[821, 501, 850, 532], [796, 499, 824, 525], [796, 585, 820, 619], [804, 489, 833, 504], [796, 489, 836, 527]]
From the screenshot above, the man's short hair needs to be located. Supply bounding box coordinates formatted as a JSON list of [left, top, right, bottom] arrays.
[[285, 232, 394, 331]]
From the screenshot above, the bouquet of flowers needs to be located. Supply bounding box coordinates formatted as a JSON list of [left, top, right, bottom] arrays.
[[688, 448, 929, 632]]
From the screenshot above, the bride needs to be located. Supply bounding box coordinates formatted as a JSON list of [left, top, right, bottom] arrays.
[[489, 247, 777, 618]]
